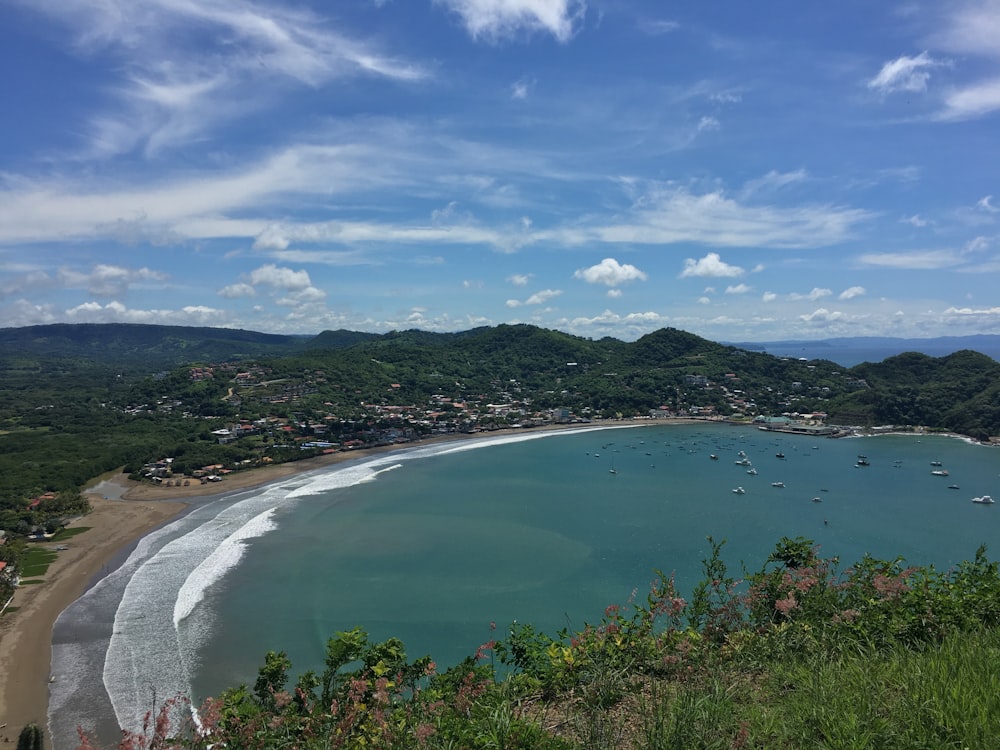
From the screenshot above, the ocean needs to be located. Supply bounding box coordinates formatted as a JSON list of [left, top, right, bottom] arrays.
[[50, 423, 1000, 748]]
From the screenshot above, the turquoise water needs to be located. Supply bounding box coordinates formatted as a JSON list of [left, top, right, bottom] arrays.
[[187, 424, 1000, 700]]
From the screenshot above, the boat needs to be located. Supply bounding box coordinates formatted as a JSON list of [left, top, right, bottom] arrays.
[[811, 496, 823, 503], [775, 452, 785, 459], [710, 454, 718, 460], [972, 495, 995, 505], [855, 459, 869, 467], [930, 461, 942, 467], [948, 484, 960, 490], [931, 470, 949, 476], [747, 468, 758, 475], [771, 481, 785, 488], [732, 486, 746, 494]]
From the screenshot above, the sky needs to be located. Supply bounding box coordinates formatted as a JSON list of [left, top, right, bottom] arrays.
[[1, 0, 999, 343]]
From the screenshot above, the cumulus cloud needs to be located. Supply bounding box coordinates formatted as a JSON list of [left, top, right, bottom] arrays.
[[248, 263, 313, 291], [868, 51, 943, 94], [679, 253, 744, 279], [725, 283, 752, 295], [762, 291, 777, 302], [508, 273, 531, 286], [218, 283, 256, 298], [839, 286, 866, 300], [607, 288, 622, 298], [436, 0, 586, 43], [574, 257, 648, 287], [62, 299, 227, 325]]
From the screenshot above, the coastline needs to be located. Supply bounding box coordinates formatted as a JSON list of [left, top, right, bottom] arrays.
[[1, 418, 681, 742]]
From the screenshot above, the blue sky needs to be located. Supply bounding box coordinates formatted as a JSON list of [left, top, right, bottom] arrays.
[[1, 0, 999, 342]]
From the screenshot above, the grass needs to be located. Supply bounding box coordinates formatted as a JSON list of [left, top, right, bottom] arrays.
[[19, 547, 57, 577], [49, 526, 90, 541]]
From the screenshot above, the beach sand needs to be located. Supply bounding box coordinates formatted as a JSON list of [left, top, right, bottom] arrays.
[[0, 418, 699, 744]]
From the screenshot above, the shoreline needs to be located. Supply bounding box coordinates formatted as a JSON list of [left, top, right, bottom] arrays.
[[1, 418, 680, 742]]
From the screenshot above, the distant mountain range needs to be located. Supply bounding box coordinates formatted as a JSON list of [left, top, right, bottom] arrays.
[[729, 335, 1000, 367], [2, 322, 998, 370]]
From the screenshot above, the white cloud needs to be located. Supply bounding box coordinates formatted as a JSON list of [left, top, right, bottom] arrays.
[[19, 0, 428, 158], [741, 169, 808, 197], [725, 283, 752, 295], [592, 187, 870, 249], [641, 19, 679, 35], [977, 195, 1000, 213], [607, 288, 622, 298], [248, 264, 313, 291], [510, 76, 535, 99], [508, 273, 531, 286], [857, 250, 962, 269], [868, 51, 942, 94], [697, 296, 711, 305], [56, 264, 168, 298], [936, 78, 1000, 121], [525, 288, 562, 305], [436, 0, 586, 43], [762, 291, 777, 302], [901, 214, 930, 227], [697, 116, 720, 132], [62, 299, 228, 325], [679, 252, 744, 279], [574, 258, 648, 287], [839, 286, 866, 300], [799, 308, 845, 323], [789, 287, 832, 302], [218, 283, 256, 299]]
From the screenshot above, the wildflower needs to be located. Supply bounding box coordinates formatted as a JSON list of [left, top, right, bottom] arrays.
[[774, 594, 798, 616]]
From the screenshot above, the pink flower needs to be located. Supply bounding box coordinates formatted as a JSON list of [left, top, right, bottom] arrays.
[[774, 594, 798, 616]]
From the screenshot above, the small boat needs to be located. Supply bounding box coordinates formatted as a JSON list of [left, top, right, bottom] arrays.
[[776, 452, 785, 459], [948, 485, 960, 490], [771, 481, 785, 488], [931, 461, 942, 467], [855, 459, 870, 467], [972, 495, 995, 505], [811, 496, 823, 503], [931, 470, 949, 476], [732, 486, 746, 494], [710, 454, 719, 460]]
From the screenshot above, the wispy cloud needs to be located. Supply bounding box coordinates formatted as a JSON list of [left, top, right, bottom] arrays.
[[868, 51, 944, 94], [16, 0, 428, 157], [435, 0, 586, 43], [857, 249, 963, 269], [839, 286, 866, 300], [506, 288, 562, 307]]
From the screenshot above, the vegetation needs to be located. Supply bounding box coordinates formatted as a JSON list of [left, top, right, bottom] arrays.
[[75, 537, 1000, 749]]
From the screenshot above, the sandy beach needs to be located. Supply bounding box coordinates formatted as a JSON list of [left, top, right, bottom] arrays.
[[0, 418, 693, 744]]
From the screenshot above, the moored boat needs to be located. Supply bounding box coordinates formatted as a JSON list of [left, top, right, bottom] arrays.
[[972, 495, 995, 505]]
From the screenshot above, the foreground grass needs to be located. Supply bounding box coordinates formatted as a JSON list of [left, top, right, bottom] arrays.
[[76, 537, 1000, 750]]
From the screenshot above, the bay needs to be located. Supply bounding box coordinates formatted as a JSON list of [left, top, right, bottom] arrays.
[[50, 422, 1000, 748], [190, 424, 1000, 701]]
